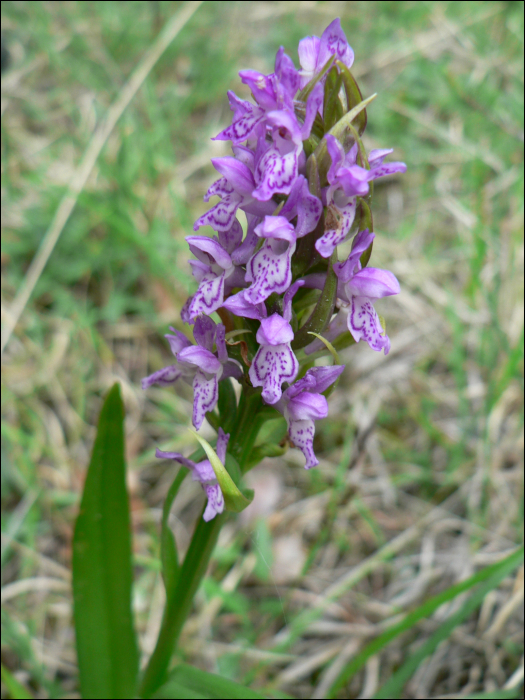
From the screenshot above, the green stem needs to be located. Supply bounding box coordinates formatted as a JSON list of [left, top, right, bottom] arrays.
[[139, 511, 224, 697], [139, 387, 264, 698]]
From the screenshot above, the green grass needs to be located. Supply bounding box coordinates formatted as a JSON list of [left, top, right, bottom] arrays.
[[1, 1, 523, 698]]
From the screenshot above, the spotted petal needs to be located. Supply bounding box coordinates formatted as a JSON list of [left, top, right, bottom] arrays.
[[348, 296, 391, 355], [249, 343, 298, 404], [317, 19, 354, 73], [245, 239, 295, 303], [188, 271, 226, 319], [192, 369, 219, 429], [288, 419, 319, 469], [253, 144, 299, 201], [203, 483, 225, 521]]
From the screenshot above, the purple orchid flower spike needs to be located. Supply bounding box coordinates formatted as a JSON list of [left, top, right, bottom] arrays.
[[244, 216, 298, 304], [142, 317, 241, 430], [156, 428, 230, 521], [298, 18, 354, 89], [193, 155, 274, 233], [315, 135, 406, 258], [334, 230, 400, 354], [248, 281, 304, 404], [275, 365, 345, 468]]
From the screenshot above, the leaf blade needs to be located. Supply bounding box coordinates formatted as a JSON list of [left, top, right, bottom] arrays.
[[72, 383, 139, 699]]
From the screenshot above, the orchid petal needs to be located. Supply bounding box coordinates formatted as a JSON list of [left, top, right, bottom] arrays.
[[194, 189, 244, 232], [346, 267, 400, 299], [193, 316, 217, 352], [188, 272, 226, 319], [326, 134, 346, 183], [192, 458, 216, 483], [218, 219, 243, 254], [317, 18, 354, 72], [178, 346, 222, 374], [213, 93, 265, 144], [192, 370, 219, 429], [249, 343, 298, 404], [303, 365, 345, 394], [203, 483, 225, 521], [222, 290, 266, 320], [283, 279, 305, 322], [275, 46, 300, 97], [165, 328, 192, 356], [256, 313, 294, 346], [301, 82, 323, 140], [288, 419, 319, 469], [315, 198, 357, 258], [253, 144, 299, 200], [155, 449, 196, 470], [142, 365, 182, 389], [280, 175, 322, 238], [286, 392, 328, 421], [216, 427, 230, 464], [186, 236, 233, 270], [348, 295, 391, 354], [244, 239, 295, 304]]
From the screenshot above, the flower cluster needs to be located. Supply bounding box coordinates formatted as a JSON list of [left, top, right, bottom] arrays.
[[143, 19, 405, 519]]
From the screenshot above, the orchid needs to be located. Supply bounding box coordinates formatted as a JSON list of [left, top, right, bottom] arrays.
[[275, 365, 344, 468], [142, 316, 241, 429], [156, 428, 229, 522], [334, 229, 400, 354], [143, 17, 405, 516], [316, 134, 407, 258]]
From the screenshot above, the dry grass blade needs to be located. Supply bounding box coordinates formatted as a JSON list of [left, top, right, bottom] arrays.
[[0, 0, 203, 356]]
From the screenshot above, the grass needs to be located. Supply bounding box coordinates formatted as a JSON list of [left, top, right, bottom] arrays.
[[1, 1, 524, 698]]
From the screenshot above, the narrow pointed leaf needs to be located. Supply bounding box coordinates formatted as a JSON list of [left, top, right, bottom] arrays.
[[72, 383, 139, 699], [1, 664, 33, 699], [336, 60, 367, 134], [162, 663, 267, 699]]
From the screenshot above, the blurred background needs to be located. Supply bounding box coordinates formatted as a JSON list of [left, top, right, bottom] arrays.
[[1, 1, 523, 698]]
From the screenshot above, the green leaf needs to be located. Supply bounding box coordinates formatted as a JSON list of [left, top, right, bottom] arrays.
[[158, 663, 267, 699], [328, 546, 524, 698], [461, 690, 524, 700], [161, 467, 188, 594], [323, 66, 344, 133], [1, 664, 33, 699], [151, 679, 207, 699], [336, 61, 367, 135], [72, 383, 139, 699], [189, 430, 253, 513]]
